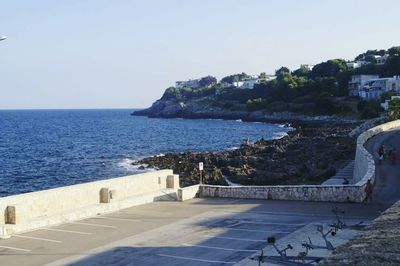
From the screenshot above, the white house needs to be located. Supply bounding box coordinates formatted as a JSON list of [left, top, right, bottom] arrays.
[[359, 76, 400, 100], [175, 79, 201, 89], [232, 81, 244, 88], [241, 78, 259, 89], [346, 60, 369, 70], [300, 64, 315, 71], [348, 74, 379, 96], [374, 54, 389, 65]]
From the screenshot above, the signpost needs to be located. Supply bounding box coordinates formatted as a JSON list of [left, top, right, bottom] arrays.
[[199, 162, 203, 184]]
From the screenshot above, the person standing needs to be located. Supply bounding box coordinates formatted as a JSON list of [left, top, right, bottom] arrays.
[[391, 147, 397, 165], [378, 145, 385, 165], [364, 179, 374, 203]]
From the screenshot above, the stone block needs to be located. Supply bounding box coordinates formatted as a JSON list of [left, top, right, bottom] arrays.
[[5, 206, 16, 224], [99, 188, 110, 203]]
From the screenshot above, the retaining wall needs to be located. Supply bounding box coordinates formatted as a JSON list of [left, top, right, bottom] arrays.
[[0, 170, 179, 234], [199, 184, 364, 202], [353, 119, 400, 183]]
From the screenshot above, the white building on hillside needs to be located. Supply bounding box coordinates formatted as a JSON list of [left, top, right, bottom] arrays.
[[175, 79, 201, 89], [374, 54, 389, 65], [359, 76, 400, 100], [346, 60, 369, 70], [300, 64, 315, 71], [242, 78, 259, 89], [232, 81, 244, 88], [348, 74, 379, 96]]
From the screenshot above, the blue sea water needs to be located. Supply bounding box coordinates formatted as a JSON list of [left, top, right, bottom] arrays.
[[0, 109, 291, 196]]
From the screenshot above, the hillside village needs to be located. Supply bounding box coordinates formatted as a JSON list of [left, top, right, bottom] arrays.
[[148, 46, 400, 121]]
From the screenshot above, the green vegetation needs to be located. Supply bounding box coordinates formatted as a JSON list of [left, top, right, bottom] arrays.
[[160, 46, 400, 118], [388, 98, 400, 120]]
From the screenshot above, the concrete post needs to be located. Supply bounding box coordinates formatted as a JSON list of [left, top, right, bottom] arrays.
[[99, 188, 110, 203], [5, 206, 16, 224]]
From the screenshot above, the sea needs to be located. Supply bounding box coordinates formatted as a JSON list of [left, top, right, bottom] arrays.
[[0, 109, 292, 196]]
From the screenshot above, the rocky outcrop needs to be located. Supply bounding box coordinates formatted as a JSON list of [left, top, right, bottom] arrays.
[[134, 123, 358, 187], [132, 97, 358, 124]]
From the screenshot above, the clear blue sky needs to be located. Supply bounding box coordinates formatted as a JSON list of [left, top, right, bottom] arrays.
[[1, 0, 399, 109]]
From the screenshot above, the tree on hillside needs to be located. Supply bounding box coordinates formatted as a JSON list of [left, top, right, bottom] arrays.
[[388, 46, 400, 56], [199, 76, 217, 87], [355, 49, 386, 61], [310, 59, 347, 78], [259, 72, 267, 79], [388, 98, 400, 121], [292, 66, 310, 77], [275, 67, 290, 78], [221, 73, 249, 84]]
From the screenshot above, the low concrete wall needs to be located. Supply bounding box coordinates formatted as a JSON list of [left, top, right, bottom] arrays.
[[177, 185, 200, 201], [0, 170, 179, 234]]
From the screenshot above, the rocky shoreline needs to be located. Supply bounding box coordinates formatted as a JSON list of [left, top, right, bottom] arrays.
[[132, 121, 359, 187], [132, 98, 359, 125]]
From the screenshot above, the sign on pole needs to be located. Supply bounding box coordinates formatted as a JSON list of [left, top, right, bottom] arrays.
[[199, 162, 204, 171]]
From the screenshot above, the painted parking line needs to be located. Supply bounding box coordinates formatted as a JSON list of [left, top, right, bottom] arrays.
[[41, 228, 92, 235], [239, 221, 306, 226], [218, 227, 292, 234], [183, 243, 258, 252], [0, 245, 31, 252], [217, 209, 372, 220], [68, 222, 117, 229], [93, 216, 140, 222], [157, 254, 236, 264], [226, 199, 243, 204], [202, 235, 266, 242], [13, 235, 62, 243]]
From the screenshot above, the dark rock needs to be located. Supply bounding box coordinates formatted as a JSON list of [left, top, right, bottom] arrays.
[[134, 123, 357, 188]]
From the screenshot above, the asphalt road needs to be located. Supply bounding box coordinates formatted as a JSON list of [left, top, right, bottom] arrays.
[[365, 129, 400, 207], [0, 130, 397, 266]]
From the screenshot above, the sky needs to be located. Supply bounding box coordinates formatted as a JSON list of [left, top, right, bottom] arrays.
[[0, 0, 399, 109]]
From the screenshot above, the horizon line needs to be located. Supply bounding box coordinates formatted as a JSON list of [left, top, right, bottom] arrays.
[[0, 107, 144, 111]]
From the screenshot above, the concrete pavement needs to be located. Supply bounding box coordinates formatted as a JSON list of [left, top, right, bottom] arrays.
[[0, 198, 380, 266]]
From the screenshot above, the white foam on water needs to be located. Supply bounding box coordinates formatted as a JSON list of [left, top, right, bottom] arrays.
[[228, 146, 240, 150], [272, 131, 289, 140], [117, 158, 154, 172]]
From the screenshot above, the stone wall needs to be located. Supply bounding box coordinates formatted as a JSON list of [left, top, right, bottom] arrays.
[[0, 170, 179, 234], [199, 185, 364, 202]]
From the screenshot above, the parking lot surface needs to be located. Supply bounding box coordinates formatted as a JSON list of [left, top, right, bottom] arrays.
[[0, 198, 380, 266]]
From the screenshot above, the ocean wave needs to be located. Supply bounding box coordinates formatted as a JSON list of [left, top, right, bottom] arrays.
[[272, 132, 289, 140], [117, 158, 155, 172]]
